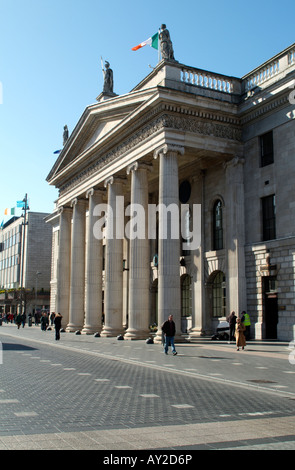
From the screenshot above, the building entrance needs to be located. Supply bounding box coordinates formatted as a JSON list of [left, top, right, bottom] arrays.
[[263, 277, 278, 339]]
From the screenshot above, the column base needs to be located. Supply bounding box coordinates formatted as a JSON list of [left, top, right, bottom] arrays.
[[66, 323, 83, 333], [100, 326, 124, 338], [81, 326, 102, 335], [124, 328, 151, 340], [153, 331, 164, 344]]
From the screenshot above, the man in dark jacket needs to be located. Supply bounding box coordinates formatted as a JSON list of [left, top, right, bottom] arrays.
[[54, 313, 63, 341], [227, 311, 237, 341], [161, 315, 177, 355]]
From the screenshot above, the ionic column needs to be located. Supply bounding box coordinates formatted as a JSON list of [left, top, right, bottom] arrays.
[[55, 206, 72, 327], [153, 144, 184, 343], [189, 170, 207, 338], [66, 198, 86, 332], [125, 162, 152, 340], [224, 156, 246, 316], [101, 176, 124, 337], [82, 188, 104, 334]]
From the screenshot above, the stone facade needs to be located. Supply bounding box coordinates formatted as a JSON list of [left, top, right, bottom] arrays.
[[46, 43, 295, 341], [0, 212, 52, 314]]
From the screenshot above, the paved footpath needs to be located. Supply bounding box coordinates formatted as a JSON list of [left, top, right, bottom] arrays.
[[0, 323, 294, 454]]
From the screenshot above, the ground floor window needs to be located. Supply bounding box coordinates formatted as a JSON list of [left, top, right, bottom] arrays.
[[212, 271, 226, 317], [181, 275, 192, 317]]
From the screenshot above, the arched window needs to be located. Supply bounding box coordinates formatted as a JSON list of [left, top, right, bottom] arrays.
[[213, 200, 223, 250], [181, 275, 192, 317], [212, 271, 226, 317]]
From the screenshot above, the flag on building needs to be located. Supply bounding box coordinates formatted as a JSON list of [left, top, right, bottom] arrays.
[[132, 32, 159, 51]]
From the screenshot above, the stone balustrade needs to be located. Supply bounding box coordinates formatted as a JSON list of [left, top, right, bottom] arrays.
[[244, 59, 280, 92], [181, 66, 234, 94], [243, 43, 295, 92]]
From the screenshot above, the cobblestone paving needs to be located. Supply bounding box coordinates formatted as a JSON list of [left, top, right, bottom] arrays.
[[0, 325, 295, 451]]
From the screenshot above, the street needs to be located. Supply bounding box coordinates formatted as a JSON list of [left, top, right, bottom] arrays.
[[0, 323, 295, 454]]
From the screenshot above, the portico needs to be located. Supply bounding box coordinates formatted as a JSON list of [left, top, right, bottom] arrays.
[[46, 41, 295, 342]]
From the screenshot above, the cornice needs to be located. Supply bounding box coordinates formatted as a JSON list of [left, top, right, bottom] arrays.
[[239, 91, 290, 126]]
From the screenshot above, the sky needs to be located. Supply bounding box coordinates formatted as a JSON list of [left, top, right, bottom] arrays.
[[0, 0, 294, 221]]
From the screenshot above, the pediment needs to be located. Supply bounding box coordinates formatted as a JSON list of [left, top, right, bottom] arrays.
[[47, 96, 146, 183]]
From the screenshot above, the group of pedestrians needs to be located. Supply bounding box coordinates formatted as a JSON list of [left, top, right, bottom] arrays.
[[0, 309, 63, 341], [227, 310, 251, 351], [40, 311, 63, 340], [161, 311, 251, 356]]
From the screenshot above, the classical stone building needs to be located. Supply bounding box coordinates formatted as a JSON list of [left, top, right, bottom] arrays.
[[46, 42, 295, 342]]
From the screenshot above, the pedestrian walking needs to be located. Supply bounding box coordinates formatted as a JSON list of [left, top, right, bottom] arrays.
[[21, 313, 26, 328], [40, 312, 48, 331], [16, 313, 22, 329], [54, 313, 62, 340], [227, 311, 237, 341], [235, 317, 246, 351], [161, 315, 177, 355], [50, 312, 55, 326]]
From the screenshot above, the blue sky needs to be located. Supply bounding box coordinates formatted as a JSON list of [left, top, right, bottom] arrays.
[[0, 0, 294, 220]]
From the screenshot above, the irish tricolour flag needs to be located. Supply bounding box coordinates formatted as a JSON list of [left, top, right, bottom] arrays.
[[132, 32, 158, 51]]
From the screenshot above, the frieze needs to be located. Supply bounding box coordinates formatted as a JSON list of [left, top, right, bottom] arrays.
[[59, 111, 241, 196]]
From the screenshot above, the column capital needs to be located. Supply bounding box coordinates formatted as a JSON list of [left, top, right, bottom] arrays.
[[126, 161, 153, 175], [71, 197, 87, 207], [153, 144, 185, 160], [57, 205, 72, 215], [86, 187, 105, 199], [104, 175, 126, 188]]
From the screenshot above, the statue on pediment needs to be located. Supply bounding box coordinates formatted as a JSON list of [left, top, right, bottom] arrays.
[[159, 24, 175, 61], [63, 125, 69, 146]]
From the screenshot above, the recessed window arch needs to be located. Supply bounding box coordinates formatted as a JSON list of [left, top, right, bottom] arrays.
[[213, 199, 223, 250]]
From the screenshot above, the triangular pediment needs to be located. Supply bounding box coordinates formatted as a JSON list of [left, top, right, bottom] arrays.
[[46, 94, 149, 183]]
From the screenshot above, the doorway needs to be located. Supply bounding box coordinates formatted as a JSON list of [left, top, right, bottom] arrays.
[[263, 277, 278, 339]]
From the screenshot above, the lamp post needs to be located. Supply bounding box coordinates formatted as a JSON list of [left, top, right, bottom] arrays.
[[19, 193, 29, 315]]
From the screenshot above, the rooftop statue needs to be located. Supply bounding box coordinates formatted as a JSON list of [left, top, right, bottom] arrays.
[[102, 60, 114, 94], [63, 125, 69, 146], [159, 24, 175, 61]]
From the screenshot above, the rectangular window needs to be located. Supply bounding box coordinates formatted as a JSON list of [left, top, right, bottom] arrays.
[[260, 131, 274, 167], [262, 195, 276, 241]]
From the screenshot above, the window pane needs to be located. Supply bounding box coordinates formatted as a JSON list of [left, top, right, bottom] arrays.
[[181, 275, 192, 317], [260, 131, 274, 167], [262, 195, 276, 241], [212, 272, 226, 317], [213, 200, 223, 250]]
